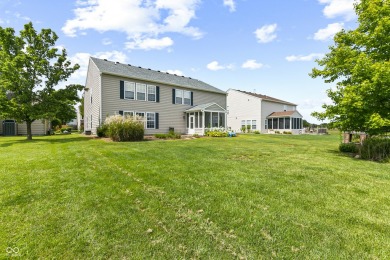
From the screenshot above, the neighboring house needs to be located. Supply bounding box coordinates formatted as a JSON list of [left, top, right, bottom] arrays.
[[0, 119, 50, 136], [227, 89, 304, 134], [84, 57, 227, 135]]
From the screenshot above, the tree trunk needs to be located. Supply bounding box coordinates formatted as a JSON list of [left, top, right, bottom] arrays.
[[26, 120, 33, 140]]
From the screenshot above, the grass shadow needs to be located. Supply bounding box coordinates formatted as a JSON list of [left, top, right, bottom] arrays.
[[0, 135, 92, 147]]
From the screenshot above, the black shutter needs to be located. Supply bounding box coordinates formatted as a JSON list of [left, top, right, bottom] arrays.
[[172, 89, 175, 104], [156, 86, 160, 103], [120, 81, 124, 99], [191, 91, 194, 106], [119, 110, 123, 116], [155, 113, 159, 129]]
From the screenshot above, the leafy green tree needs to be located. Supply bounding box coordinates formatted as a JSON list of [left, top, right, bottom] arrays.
[[311, 0, 390, 135], [303, 119, 311, 128], [0, 22, 82, 140]]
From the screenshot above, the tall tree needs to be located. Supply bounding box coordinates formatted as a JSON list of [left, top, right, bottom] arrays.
[[0, 22, 82, 140], [311, 0, 390, 135]]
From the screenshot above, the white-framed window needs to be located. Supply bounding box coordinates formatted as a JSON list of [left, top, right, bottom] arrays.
[[252, 120, 257, 130], [125, 82, 135, 100], [174, 89, 192, 105], [147, 85, 156, 102], [184, 91, 191, 105], [124, 111, 134, 119], [136, 83, 146, 101], [146, 112, 155, 129], [175, 89, 183, 104]]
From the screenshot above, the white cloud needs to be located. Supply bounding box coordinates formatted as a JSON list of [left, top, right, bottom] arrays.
[[318, 0, 356, 21], [313, 22, 344, 41], [126, 36, 173, 50], [223, 0, 236, 12], [254, 24, 277, 43], [68, 51, 128, 85], [206, 61, 234, 71], [286, 53, 324, 62], [62, 0, 202, 50], [241, 59, 263, 70], [165, 69, 184, 76]]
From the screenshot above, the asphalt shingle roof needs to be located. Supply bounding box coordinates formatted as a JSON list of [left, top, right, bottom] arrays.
[[235, 89, 297, 106], [90, 57, 226, 94], [267, 111, 297, 117]]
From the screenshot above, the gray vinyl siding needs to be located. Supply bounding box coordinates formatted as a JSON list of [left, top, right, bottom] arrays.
[[17, 120, 48, 135], [101, 74, 226, 134], [84, 60, 102, 134], [1, 119, 47, 135]]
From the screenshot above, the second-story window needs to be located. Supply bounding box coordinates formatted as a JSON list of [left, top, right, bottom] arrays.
[[125, 82, 135, 100], [147, 85, 156, 102], [184, 91, 191, 105], [136, 83, 146, 101], [175, 89, 183, 104]]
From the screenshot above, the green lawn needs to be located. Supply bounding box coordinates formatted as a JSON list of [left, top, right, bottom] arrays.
[[1, 133, 389, 258]]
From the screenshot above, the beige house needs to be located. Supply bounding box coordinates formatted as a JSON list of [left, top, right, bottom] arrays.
[[227, 89, 304, 134], [84, 57, 227, 135], [0, 119, 50, 136]]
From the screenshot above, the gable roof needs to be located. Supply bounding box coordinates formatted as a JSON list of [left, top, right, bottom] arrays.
[[232, 89, 297, 106], [90, 57, 226, 94], [185, 102, 226, 112], [267, 111, 302, 118]]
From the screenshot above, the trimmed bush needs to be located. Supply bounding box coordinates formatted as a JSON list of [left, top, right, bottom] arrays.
[[254, 130, 260, 134], [360, 137, 390, 162], [339, 143, 358, 153], [205, 127, 228, 137], [104, 115, 144, 142], [96, 124, 108, 137], [154, 133, 181, 139]]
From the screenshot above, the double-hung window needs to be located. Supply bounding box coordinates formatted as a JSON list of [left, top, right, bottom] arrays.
[[146, 113, 155, 129], [252, 120, 257, 130], [183, 91, 191, 105], [175, 89, 183, 104], [125, 82, 135, 100], [147, 85, 156, 102], [136, 83, 146, 101], [124, 111, 134, 119]]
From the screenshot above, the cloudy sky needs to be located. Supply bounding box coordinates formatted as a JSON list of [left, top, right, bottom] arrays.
[[0, 0, 358, 123]]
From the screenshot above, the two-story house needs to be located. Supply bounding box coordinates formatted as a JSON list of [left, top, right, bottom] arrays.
[[227, 89, 304, 134], [84, 57, 227, 135]]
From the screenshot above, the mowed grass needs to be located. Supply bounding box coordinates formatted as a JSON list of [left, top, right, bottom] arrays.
[[0, 133, 389, 259]]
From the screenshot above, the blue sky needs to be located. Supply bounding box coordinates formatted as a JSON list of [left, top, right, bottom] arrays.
[[0, 0, 358, 123]]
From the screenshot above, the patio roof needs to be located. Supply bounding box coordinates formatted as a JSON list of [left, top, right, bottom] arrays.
[[185, 102, 226, 112], [267, 111, 302, 118]]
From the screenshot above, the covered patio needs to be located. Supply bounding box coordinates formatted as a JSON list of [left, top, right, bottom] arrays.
[[185, 103, 227, 135], [266, 111, 303, 134]]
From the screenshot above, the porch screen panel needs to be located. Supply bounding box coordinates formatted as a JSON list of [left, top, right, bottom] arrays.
[[212, 112, 218, 127], [273, 118, 278, 129], [199, 113, 203, 128], [285, 118, 290, 129], [268, 119, 272, 129], [205, 112, 211, 128], [279, 118, 284, 129], [195, 112, 198, 128], [219, 113, 225, 128]]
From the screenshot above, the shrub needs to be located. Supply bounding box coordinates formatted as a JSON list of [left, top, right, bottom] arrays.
[[104, 115, 144, 142], [241, 126, 246, 133], [283, 131, 292, 134], [339, 143, 358, 153], [96, 124, 108, 137], [205, 127, 228, 137], [254, 130, 260, 134], [360, 137, 390, 162], [246, 125, 251, 133], [154, 132, 181, 139], [193, 134, 200, 138], [275, 131, 280, 134]]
